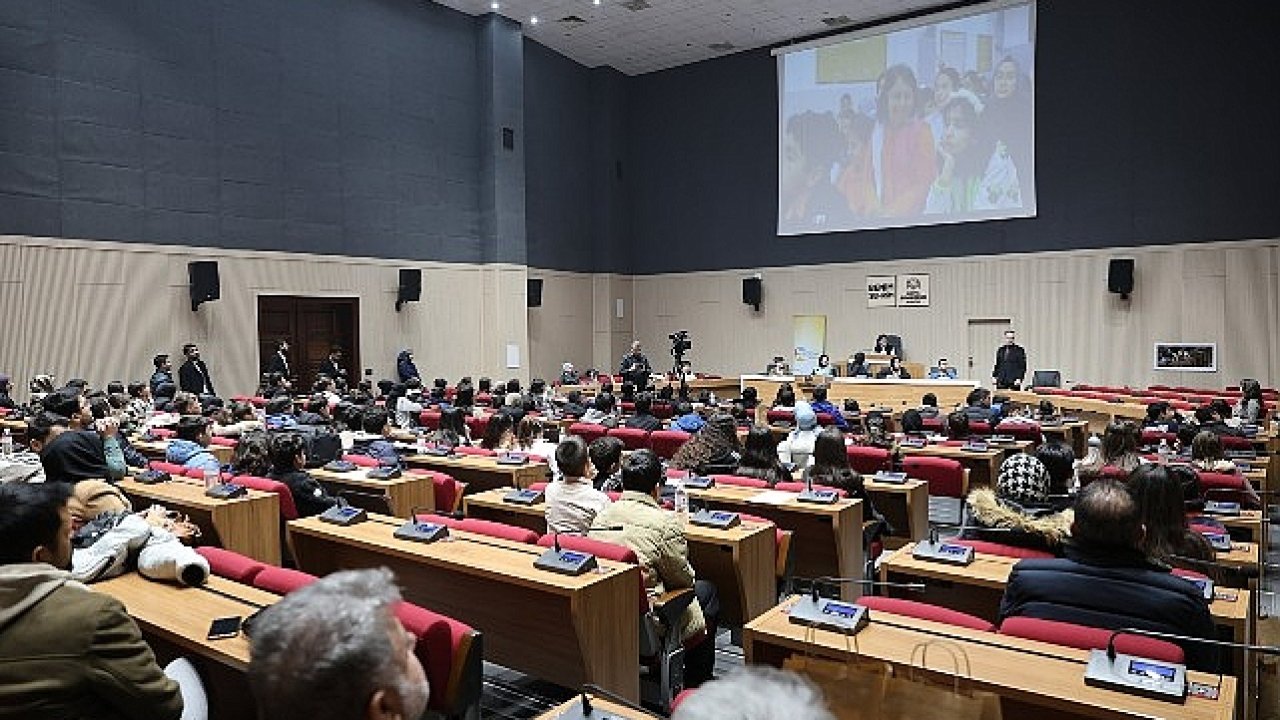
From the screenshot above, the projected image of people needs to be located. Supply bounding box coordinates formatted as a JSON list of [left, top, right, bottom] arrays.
[[777, 1, 1036, 235]]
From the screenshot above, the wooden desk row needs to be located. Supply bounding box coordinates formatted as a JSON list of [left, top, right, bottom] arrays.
[[118, 476, 282, 565], [743, 599, 1237, 720], [462, 488, 775, 627]]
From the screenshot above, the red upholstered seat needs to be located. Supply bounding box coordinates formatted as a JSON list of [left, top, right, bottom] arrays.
[[253, 566, 319, 594], [568, 422, 608, 445], [418, 410, 442, 430], [774, 481, 847, 497], [234, 475, 300, 520], [815, 412, 836, 426], [419, 514, 539, 544], [846, 445, 892, 474], [921, 416, 945, 431], [538, 534, 646, 610], [394, 602, 483, 718], [710, 474, 770, 489], [208, 436, 237, 447], [195, 547, 267, 584], [999, 616, 1185, 664], [993, 421, 1043, 443], [967, 421, 992, 436], [1098, 465, 1130, 482], [148, 460, 188, 476], [342, 453, 381, 467], [150, 428, 175, 439], [1196, 471, 1257, 509], [1140, 429, 1176, 446], [950, 539, 1054, 559], [858, 596, 995, 632], [607, 427, 650, 450], [651, 403, 674, 420], [902, 456, 966, 498], [766, 409, 794, 424], [452, 445, 496, 457], [649, 430, 691, 460], [405, 469, 464, 515], [249, 397, 267, 408], [1217, 434, 1255, 451], [464, 414, 490, 439]]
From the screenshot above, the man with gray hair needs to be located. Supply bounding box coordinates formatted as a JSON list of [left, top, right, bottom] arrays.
[[672, 667, 835, 720], [248, 568, 430, 720]]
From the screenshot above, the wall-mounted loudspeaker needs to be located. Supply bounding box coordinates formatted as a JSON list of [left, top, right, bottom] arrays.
[[188, 261, 220, 311], [397, 269, 421, 311], [742, 276, 762, 311], [527, 278, 543, 308], [1107, 259, 1134, 299]]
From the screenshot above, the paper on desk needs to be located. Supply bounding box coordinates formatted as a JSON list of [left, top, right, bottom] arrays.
[[747, 490, 800, 505]]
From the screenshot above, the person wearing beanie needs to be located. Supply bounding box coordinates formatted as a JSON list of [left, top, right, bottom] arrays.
[[776, 401, 821, 468], [960, 453, 1073, 553]]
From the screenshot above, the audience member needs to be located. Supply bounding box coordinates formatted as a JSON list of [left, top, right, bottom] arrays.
[[396, 349, 420, 384], [807, 386, 847, 430], [545, 436, 610, 534], [429, 407, 470, 449], [267, 433, 339, 518], [918, 392, 940, 418], [229, 431, 272, 477], [945, 410, 970, 440], [733, 425, 791, 486], [1189, 430, 1236, 474], [479, 412, 516, 452], [771, 383, 796, 409], [1077, 421, 1143, 479], [1232, 379, 1264, 423], [165, 416, 220, 474], [394, 379, 424, 430], [1035, 441, 1076, 499], [671, 414, 742, 475], [671, 401, 705, 433], [776, 402, 820, 468], [962, 388, 994, 424], [560, 390, 588, 417], [1193, 404, 1244, 437], [580, 392, 619, 427], [804, 427, 889, 542], [316, 347, 345, 383], [625, 392, 662, 432], [248, 568, 430, 720], [961, 454, 1073, 553], [349, 408, 401, 469], [588, 436, 625, 492], [1126, 464, 1214, 566], [998, 480, 1217, 670], [596, 450, 719, 687], [0, 482, 184, 719], [0, 373, 16, 410]]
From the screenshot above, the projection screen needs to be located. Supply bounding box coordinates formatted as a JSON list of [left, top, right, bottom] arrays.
[[776, 1, 1036, 236]]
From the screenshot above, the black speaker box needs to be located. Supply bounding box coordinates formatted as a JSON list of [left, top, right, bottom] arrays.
[[188, 261, 219, 311], [397, 269, 421, 311], [742, 277, 762, 310], [527, 278, 543, 308], [1108, 259, 1134, 297]]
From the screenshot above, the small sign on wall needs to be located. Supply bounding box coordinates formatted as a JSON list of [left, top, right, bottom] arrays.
[[896, 273, 930, 307], [867, 275, 896, 307]]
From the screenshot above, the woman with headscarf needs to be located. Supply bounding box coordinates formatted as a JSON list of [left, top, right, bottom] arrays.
[[960, 453, 1074, 554], [775, 402, 821, 469], [396, 349, 420, 384]]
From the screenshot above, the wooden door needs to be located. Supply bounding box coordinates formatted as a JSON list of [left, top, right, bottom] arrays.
[[257, 296, 360, 393]]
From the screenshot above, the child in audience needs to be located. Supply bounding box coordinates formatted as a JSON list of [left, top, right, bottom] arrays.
[[349, 408, 401, 469], [545, 436, 611, 535], [588, 436, 625, 492]]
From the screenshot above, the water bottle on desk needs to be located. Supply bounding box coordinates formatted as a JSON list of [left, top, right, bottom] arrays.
[[1158, 438, 1172, 463], [1, 428, 12, 458], [203, 468, 219, 490], [674, 473, 690, 519], [415, 430, 427, 456]]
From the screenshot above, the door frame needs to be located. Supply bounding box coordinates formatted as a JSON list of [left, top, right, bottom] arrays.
[[256, 293, 361, 392], [964, 316, 1015, 382]]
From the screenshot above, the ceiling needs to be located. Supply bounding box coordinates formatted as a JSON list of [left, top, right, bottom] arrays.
[[433, 0, 953, 76]]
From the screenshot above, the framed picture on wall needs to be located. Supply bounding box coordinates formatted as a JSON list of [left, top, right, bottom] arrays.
[[1153, 343, 1216, 372]]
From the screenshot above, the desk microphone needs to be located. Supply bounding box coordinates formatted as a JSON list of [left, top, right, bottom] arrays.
[[1089, 627, 1280, 702], [535, 526, 624, 576]]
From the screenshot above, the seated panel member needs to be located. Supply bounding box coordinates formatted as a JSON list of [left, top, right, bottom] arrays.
[[998, 480, 1217, 670], [927, 357, 958, 379]]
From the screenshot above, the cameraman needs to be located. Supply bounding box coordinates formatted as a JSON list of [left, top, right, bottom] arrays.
[[619, 340, 652, 389]]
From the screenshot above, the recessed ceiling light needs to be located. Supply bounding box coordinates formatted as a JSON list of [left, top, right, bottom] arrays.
[[490, 1, 499, 9], [529, 15, 538, 25], [593, 0, 602, 5]]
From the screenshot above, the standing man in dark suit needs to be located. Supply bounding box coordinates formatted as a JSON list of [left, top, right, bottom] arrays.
[[178, 343, 216, 397], [317, 347, 345, 383], [619, 341, 651, 389], [992, 330, 1026, 390], [266, 340, 290, 379]]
